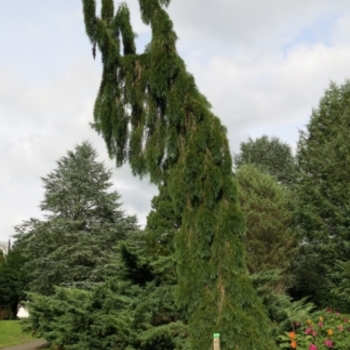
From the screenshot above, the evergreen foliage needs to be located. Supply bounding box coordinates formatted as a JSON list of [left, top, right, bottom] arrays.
[[235, 164, 312, 337], [81, 0, 275, 348], [331, 260, 350, 304], [0, 246, 28, 318], [25, 282, 136, 350], [21, 147, 188, 349], [250, 270, 314, 337], [294, 80, 350, 310], [15, 141, 137, 295], [25, 232, 189, 350], [236, 164, 296, 292], [145, 184, 180, 257], [234, 135, 297, 185]]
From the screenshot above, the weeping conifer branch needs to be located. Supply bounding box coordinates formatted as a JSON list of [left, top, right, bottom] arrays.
[[81, 1, 276, 349]]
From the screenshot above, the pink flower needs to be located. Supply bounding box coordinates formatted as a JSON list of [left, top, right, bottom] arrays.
[[318, 322, 323, 328], [324, 339, 334, 348], [305, 328, 312, 334], [312, 330, 317, 337], [309, 344, 317, 350], [338, 325, 344, 331], [335, 311, 340, 317]]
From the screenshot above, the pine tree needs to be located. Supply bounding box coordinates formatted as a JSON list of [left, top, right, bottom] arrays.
[[82, 1, 275, 348], [294, 80, 350, 310], [234, 135, 297, 185], [15, 141, 138, 295]]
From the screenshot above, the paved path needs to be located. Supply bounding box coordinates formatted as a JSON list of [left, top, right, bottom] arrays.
[[1, 340, 49, 350]]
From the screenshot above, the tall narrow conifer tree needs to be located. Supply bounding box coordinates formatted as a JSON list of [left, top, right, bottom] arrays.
[[81, 1, 275, 348], [294, 81, 350, 309]]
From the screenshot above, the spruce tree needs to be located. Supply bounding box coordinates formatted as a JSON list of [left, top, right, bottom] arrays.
[[15, 141, 137, 295], [294, 80, 350, 309], [82, 1, 275, 349]]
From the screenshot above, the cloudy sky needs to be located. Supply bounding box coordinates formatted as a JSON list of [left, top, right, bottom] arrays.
[[1, 0, 350, 241]]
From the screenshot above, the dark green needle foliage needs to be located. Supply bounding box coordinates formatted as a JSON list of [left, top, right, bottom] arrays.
[[235, 164, 314, 337], [145, 184, 181, 257], [25, 232, 189, 350], [331, 260, 350, 304], [294, 80, 350, 310], [236, 164, 296, 292], [15, 141, 138, 295], [82, 1, 275, 348]]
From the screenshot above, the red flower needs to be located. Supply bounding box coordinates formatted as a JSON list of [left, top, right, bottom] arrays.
[[309, 344, 317, 350]]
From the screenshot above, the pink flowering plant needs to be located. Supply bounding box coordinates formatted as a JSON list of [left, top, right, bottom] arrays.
[[277, 309, 350, 349]]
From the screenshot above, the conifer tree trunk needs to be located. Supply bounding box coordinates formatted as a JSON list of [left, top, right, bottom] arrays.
[[81, 1, 276, 348]]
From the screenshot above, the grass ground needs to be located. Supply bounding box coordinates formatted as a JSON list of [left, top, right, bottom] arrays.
[[0, 320, 37, 349]]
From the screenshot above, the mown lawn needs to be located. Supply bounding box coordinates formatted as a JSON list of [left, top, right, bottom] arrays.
[[0, 320, 36, 349]]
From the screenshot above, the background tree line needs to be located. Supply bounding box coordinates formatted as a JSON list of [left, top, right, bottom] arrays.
[[2, 80, 350, 349]]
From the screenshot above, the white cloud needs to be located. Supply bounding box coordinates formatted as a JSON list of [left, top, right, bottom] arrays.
[[168, 0, 347, 50], [182, 39, 350, 153], [0, 53, 157, 240]]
